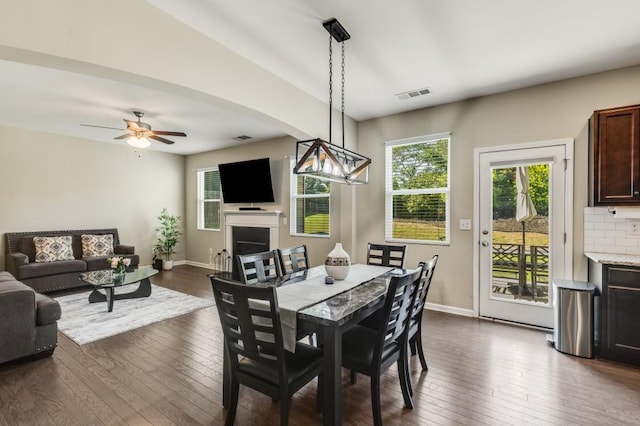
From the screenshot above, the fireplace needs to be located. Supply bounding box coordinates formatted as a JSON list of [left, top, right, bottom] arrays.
[[231, 226, 270, 281], [223, 210, 282, 281]]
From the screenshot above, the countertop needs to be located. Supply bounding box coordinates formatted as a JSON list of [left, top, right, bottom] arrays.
[[584, 252, 640, 266]]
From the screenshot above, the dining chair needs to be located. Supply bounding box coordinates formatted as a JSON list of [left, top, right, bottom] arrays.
[[210, 276, 324, 426], [276, 244, 310, 275], [366, 243, 407, 268], [341, 267, 423, 426], [408, 255, 439, 370], [404, 255, 438, 397], [237, 250, 281, 284]]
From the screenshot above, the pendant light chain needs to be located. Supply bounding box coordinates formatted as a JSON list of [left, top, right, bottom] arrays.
[[341, 41, 345, 149], [328, 32, 333, 145]]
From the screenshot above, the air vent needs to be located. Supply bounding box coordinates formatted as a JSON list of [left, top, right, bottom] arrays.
[[396, 87, 430, 100], [233, 135, 252, 141]]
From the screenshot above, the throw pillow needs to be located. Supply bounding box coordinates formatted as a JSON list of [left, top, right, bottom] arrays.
[[81, 234, 114, 257], [34, 236, 75, 263]]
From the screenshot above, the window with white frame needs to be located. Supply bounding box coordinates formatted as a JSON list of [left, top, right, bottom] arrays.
[[385, 133, 450, 244], [197, 168, 221, 231], [290, 158, 331, 236]]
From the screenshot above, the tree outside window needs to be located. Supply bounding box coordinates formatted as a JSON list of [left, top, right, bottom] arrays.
[[290, 159, 330, 236], [385, 134, 450, 244], [197, 168, 221, 231]]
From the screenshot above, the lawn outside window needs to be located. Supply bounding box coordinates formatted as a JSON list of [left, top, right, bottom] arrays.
[[385, 133, 451, 244], [290, 158, 330, 237]]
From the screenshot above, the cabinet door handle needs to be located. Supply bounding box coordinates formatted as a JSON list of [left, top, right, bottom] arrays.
[[635, 191, 639, 195]]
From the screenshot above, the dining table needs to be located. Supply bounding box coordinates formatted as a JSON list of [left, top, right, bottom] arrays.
[[220, 263, 403, 426]]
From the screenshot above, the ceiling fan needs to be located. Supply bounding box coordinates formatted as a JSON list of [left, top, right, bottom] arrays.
[[81, 111, 187, 148]]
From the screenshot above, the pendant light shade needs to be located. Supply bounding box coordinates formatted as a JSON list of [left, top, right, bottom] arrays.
[[293, 18, 370, 185], [294, 138, 370, 184]]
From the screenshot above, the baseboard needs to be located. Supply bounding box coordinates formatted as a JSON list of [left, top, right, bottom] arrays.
[[184, 260, 219, 271], [425, 302, 474, 317]]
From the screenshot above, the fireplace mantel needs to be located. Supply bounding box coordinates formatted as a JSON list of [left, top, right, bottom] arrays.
[[223, 210, 282, 258]]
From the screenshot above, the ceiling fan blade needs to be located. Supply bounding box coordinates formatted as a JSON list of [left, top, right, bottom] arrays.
[[114, 134, 131, 140], [80, 124, 123, 131], [153, 131, 187, 137], [149, 135, 175, 145]]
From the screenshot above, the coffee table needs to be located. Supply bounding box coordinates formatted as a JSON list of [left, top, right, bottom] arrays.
[[80, 268, 159, 312]]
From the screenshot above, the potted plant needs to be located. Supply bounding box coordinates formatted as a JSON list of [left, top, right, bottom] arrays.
[[155, 208, 181, 270]]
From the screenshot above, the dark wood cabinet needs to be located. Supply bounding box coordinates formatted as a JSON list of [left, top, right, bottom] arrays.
[[591, 104, 640, 205], [593, 264, 640, 365]]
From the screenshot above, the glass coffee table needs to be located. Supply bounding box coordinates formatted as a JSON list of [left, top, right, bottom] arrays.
[[79, 268, 159, 312]]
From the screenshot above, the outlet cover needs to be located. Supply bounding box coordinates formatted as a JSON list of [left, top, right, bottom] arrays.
[[459, 219, 472, 231]]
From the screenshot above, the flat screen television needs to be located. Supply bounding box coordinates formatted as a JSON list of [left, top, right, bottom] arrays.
[[218, 157, 275, 204]]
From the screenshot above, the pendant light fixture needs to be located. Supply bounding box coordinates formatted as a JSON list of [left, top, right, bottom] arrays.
[[293, 18, 371, 185]]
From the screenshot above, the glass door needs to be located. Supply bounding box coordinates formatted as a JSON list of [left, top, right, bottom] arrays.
[[477, 143, 569, 328]]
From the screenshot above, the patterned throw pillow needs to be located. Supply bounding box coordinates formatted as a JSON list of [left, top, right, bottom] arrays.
[[81, 234, 114, 258], [34, 236, 75, 263]]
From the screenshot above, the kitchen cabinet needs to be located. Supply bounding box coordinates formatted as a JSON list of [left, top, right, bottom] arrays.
[[591, 104, 640, 205], [589, 261, 640, 365]]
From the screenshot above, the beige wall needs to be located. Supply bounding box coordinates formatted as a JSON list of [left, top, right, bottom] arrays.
[[184, 136, 346, 269], [0, 125, 184, 269], [356, 65, 640, 311]]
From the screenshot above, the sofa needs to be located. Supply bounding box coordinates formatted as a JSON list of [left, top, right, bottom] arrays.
[[0, 271, 61, 364], [5, 228, 140, 294]]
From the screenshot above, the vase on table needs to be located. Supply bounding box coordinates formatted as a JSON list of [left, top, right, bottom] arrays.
[[113, 264, 126, 282], [325, 243, 351, 280]]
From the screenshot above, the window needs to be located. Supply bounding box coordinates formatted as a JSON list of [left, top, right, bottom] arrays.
[[197, 168, 221, 231], [385, 133, 450, 244], [290, 158, 331, 236]]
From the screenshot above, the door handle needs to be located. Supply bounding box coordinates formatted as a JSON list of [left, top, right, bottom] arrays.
[[481, 241, 489, 247]]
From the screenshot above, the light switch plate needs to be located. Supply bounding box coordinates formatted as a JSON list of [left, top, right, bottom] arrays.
[[459, 219, 472, 230]]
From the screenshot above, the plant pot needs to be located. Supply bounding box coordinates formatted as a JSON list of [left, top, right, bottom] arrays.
[[325, 243, 351, 280], [163, 259, 174, 271]]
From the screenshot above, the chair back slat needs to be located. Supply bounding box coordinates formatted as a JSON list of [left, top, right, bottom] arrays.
[[410, 255, 439, 328], [210, 276, 285, 370], [277, 245, 310, 275], [367, 243, 407, 268], [237, 250, 281, 284], [376, 267, 423, 353]]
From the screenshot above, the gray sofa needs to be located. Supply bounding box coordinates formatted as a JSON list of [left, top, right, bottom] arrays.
[[0, 271, 61, 364], [5, 228, 140, 294]]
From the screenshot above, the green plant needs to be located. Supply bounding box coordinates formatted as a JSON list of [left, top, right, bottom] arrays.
[[155, 208, 181, 261]]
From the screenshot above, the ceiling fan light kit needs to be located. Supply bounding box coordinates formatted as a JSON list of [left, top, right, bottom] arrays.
[[126, 135, 151, 149], [293, 18, 371, 185], [82, 111, 186, 148]]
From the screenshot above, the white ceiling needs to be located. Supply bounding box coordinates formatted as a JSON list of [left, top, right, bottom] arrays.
[[2, 0, 640, 155]]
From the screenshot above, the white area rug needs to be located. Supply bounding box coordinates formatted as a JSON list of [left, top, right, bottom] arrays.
[[55, 284, 214, 345]]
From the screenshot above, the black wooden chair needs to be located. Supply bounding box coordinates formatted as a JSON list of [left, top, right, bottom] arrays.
[[276, 244, 310, 275], [366, 243, 407, 268], [341, 267, 423, 426], [237, 250, 281, 284], [405, 255, 438, 395], [210, 276, 324, 426]]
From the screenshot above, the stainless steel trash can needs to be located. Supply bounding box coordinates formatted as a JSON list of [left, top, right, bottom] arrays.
[[552, 279, 598, 358]]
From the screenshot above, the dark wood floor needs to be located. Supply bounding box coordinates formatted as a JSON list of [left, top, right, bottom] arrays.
[[1, 265, 639, 425]]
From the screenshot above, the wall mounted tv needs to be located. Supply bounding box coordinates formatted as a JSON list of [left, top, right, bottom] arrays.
[[218, 157, 275, 205]]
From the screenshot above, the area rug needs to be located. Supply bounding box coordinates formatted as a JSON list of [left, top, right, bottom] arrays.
[[55, 284, 214, 345]]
